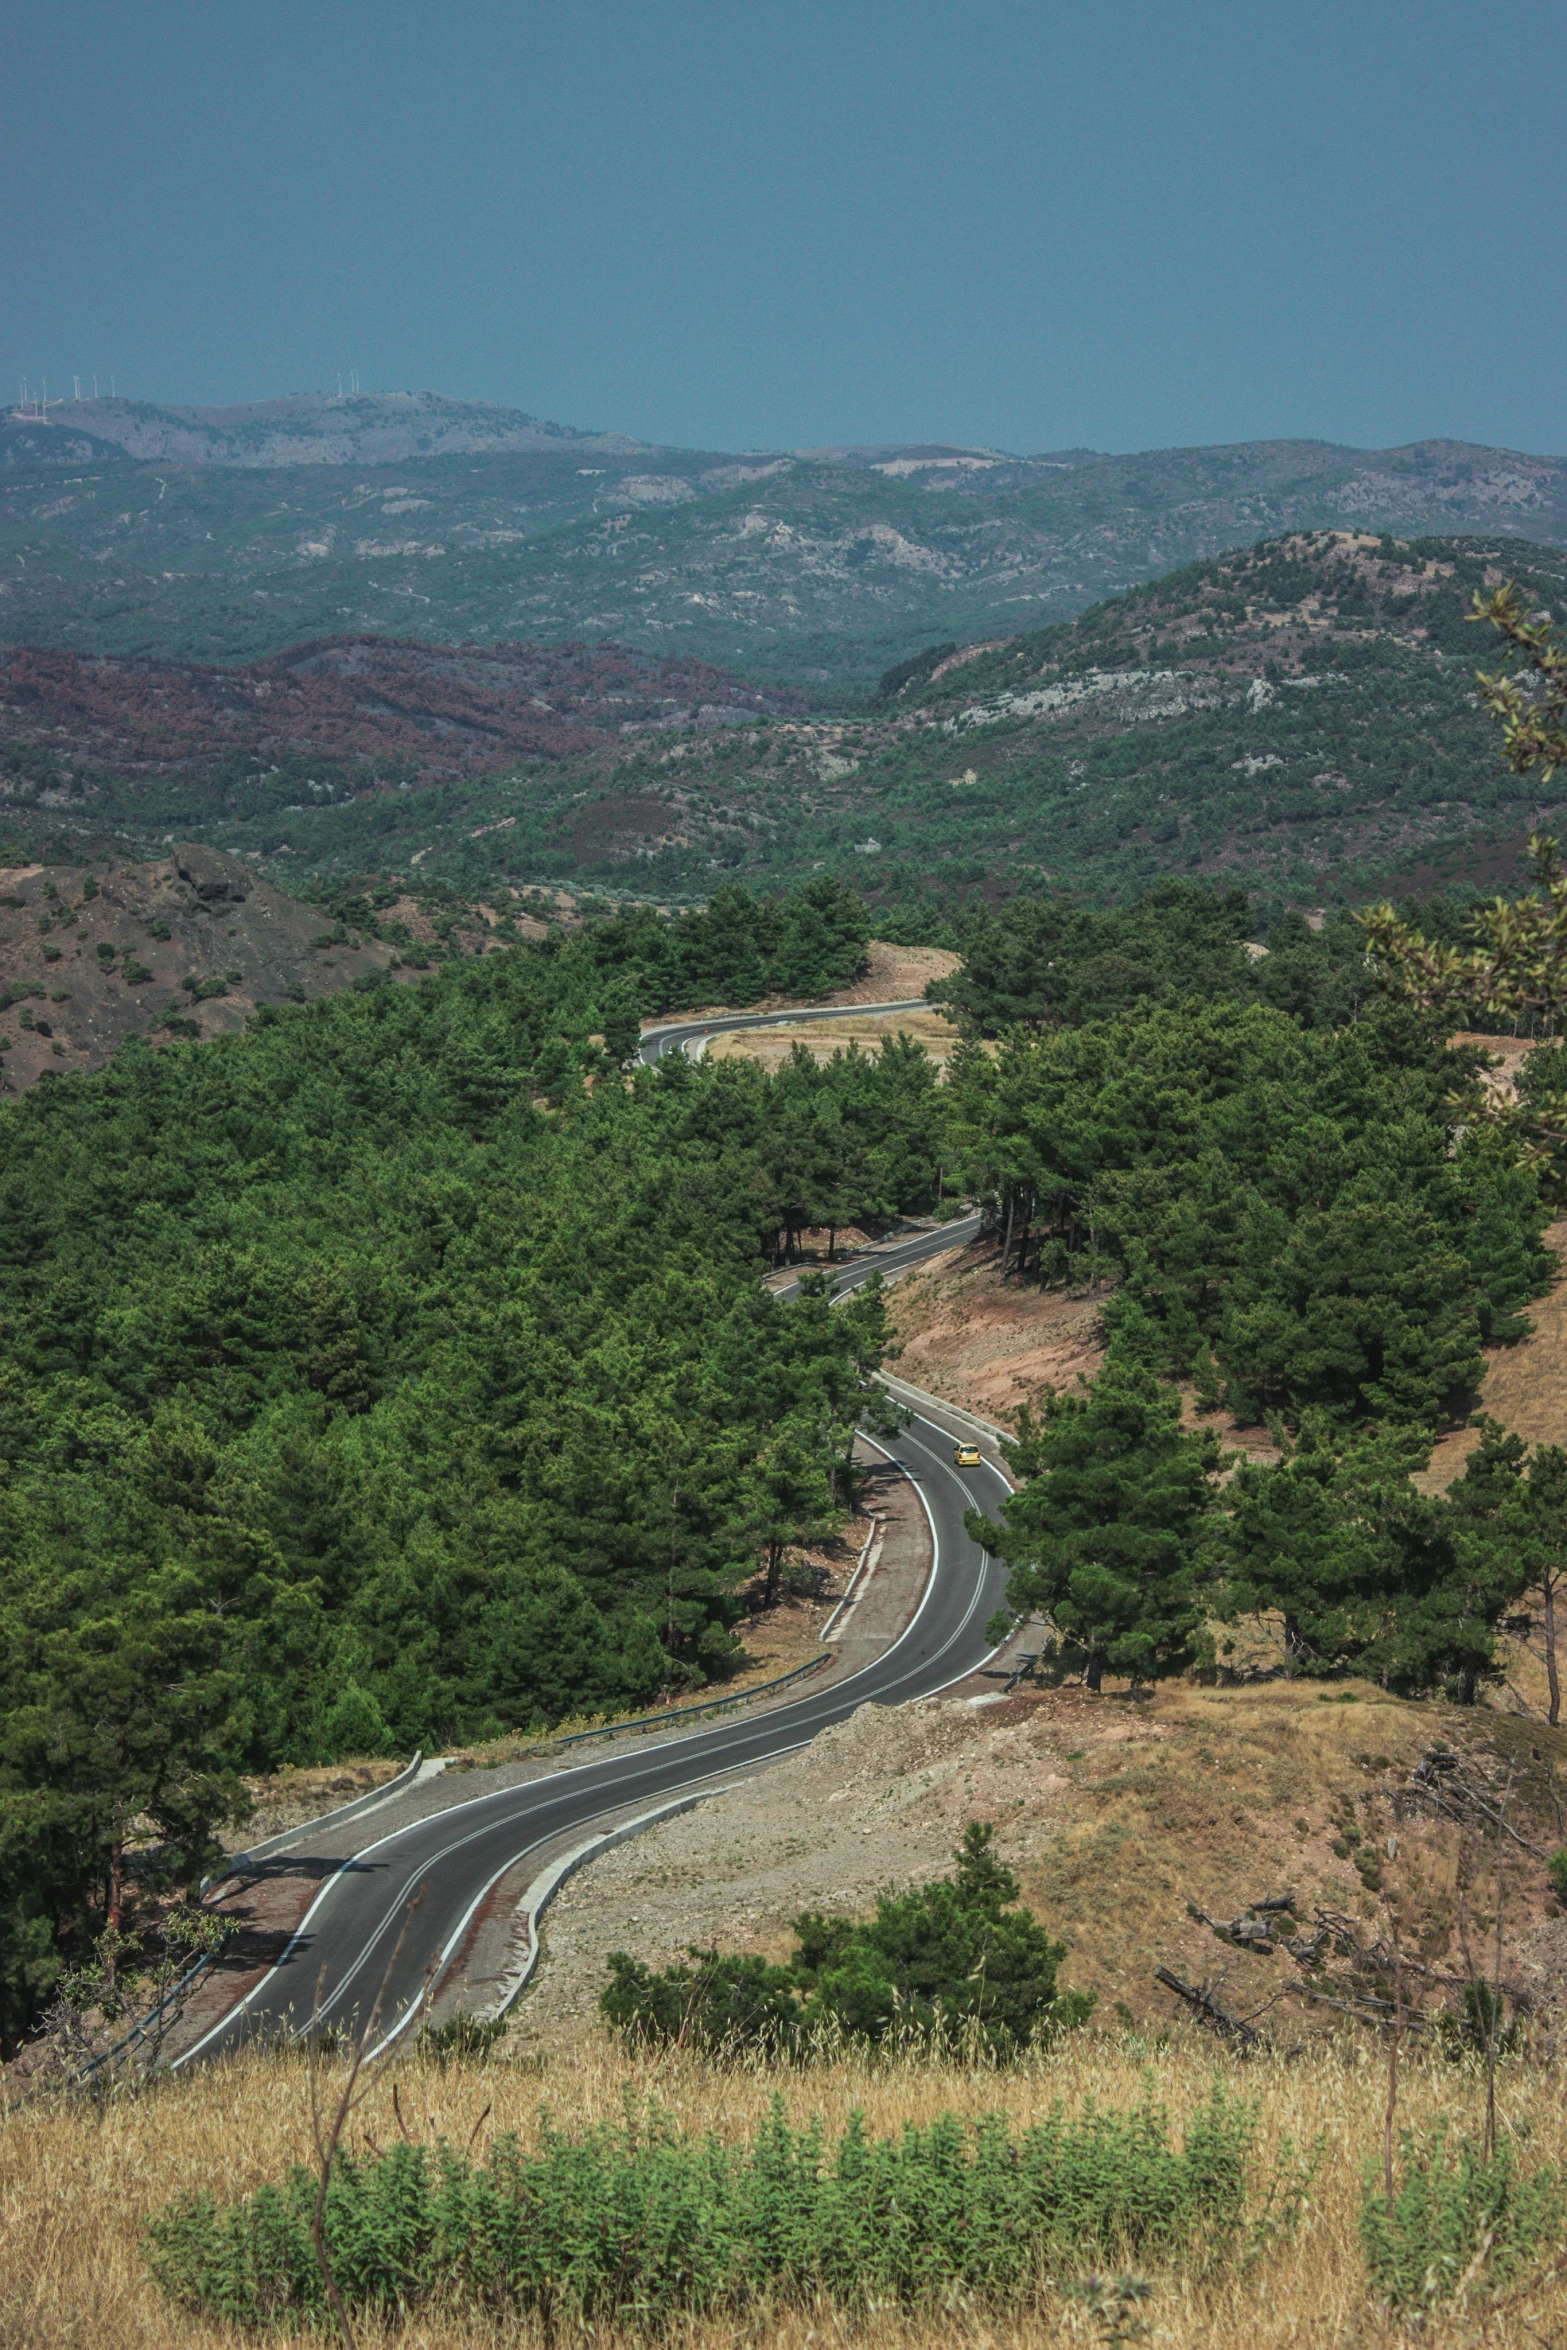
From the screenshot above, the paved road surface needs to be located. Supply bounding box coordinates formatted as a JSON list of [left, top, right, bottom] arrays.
[[179, 998, 1001, 2063], [637, 996, 934, 1067]]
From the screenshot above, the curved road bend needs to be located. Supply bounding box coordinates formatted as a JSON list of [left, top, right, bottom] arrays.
[[641, 999, 985, 1288], [638, 996, 936, 1068], [179, 1002, 999, 2064]]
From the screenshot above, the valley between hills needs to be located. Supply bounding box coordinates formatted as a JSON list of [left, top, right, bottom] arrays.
[[6, 392, 1567, 2349]]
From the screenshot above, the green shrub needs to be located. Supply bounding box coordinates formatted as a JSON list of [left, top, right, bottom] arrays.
[[417, 2011, 507, 2065], [1361, 2127, 1563, 2310], [1549, 1849, 1567, 1904], [1434, 1981, 1523, 2061], [601, 1825, 1094, 2060], [602, 1949, 801, 2053], [148, 2084, 1297, 2329]]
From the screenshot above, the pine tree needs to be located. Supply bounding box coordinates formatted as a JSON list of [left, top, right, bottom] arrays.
[[971, 1351, 1219, 1691]]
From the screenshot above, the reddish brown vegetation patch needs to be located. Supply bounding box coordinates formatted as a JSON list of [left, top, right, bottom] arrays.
[[0, 636, 804, 795], [565, 792, 688, 857]]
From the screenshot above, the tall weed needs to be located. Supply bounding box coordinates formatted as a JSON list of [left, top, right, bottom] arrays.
[[1360, 2124, 1564, 2311], [147, 2081, 1308, 2329]]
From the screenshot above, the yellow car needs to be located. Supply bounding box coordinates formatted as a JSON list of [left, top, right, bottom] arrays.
[[954, 1443, 983, 1468]]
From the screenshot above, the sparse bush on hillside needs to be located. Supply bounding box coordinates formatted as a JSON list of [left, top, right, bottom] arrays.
[[1360, 2127, 1563, 2311], [601, 1825, 1093, 2060], [417, 2010, 507, 2066]]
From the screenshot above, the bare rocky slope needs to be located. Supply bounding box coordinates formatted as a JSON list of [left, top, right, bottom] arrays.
[[0, 845, 413, 1093], [518, 1678, 1567, 2055]]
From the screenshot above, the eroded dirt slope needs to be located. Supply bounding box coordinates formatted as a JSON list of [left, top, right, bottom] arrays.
[[884, 1234, 1110, 1423], [0, 845, 409, 1092]]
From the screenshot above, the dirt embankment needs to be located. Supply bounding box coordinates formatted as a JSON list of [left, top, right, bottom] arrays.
[[707, 1005, 961, 1072], [517, 1676, 1567, 2056], [884, 1234, 1109, 1423], [819, 940, 961, 1007]]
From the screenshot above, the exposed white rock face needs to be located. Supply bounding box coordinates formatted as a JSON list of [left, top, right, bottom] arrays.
[[611, 475, 699, 505], [946, 668, 1227, 733]]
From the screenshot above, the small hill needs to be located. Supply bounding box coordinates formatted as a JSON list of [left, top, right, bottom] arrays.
[[0, 846, 412, 1093], [0, 637, 802, 851], [272, 529, 1567, 909]]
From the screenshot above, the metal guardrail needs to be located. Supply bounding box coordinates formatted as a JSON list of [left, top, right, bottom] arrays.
[[76, 1949, 219, 2082], [214, 1748, 430, 1880], [543, 1650, 833, 1753], [875, 1370, 1010, 1444]]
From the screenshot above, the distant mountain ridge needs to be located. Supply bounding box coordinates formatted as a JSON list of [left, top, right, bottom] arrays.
[[3, 390, 645, 468], [3, 391, 1567, 678]]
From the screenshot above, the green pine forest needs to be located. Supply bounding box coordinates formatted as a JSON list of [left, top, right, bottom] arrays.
[[1, 846, 1563, 2045]]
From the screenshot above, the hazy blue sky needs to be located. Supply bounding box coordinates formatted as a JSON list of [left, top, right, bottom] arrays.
[[5, 0, 1564, 455]]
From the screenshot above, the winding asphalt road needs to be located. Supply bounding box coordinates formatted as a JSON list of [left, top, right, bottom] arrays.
[[636, 995, 935, 1068], [179, 1001, 1002, 2064]]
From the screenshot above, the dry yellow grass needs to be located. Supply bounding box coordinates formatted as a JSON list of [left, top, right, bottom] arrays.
[[3, 2031, 1564, 2348], [705, 1007, 962, 1072]]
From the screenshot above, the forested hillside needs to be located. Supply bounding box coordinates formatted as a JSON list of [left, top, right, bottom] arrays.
[[2, 851, 1561, 2047], [0, 877, 901, 2035], [44, 530, 1551, 916]]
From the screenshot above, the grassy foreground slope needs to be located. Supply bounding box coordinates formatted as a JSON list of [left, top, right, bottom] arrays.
[[4, 2034, 1565, 2346]]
